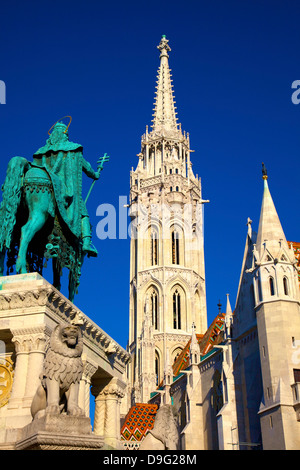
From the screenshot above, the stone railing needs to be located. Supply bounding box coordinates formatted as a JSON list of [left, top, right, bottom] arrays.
[[121, 440, 141, 450]]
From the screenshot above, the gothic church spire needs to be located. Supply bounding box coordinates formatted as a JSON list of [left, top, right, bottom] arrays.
[[151, 35, 179, 136]]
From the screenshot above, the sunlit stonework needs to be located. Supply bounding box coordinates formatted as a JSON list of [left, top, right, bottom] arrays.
[[0, 357, 14, 408]]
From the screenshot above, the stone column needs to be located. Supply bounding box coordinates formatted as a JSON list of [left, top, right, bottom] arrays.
[[8, 333, 31, 408], [23, 328, 49, 406], [79, 360, 98, 417], [92, 377, 126, 449], [103, 378, 126, 449]]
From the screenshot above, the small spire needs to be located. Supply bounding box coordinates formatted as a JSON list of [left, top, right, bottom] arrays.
[[190, 323, 200, 365], [256, 165, 290, 258], [225, 294, 233, 339], [226, 294, 232, 315]]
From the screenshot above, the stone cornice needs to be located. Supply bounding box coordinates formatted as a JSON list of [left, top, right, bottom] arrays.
[[0, 275, 131, 368]]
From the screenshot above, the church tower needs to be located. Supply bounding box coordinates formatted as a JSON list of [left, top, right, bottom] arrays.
[[253, 166, 300, 449], [127, 36, 208, 404]]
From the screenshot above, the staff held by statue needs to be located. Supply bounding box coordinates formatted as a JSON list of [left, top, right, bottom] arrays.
[[85, 153, 110, 205]]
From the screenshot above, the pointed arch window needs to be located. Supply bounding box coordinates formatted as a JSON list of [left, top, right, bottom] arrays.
[[173, 289, 181, 329], [283, 277, 289, 296], [269, 277, 275, 296], [257, 273, 263, 302], [151, 229, 158, 266], [151, 289, 159, 330], [172, 230, 180, 264]]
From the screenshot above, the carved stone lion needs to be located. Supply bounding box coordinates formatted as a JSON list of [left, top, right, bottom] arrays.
[[139, 404, 179, 450], [31, 323, 85, 419]]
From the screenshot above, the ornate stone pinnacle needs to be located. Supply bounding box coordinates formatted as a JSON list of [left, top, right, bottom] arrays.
[[157, 35, 171, 59], [262, 162, 268, 180]]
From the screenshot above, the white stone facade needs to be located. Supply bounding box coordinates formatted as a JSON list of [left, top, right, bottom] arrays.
[[127, 36, 208, 407], [124, 37, 300, 450]]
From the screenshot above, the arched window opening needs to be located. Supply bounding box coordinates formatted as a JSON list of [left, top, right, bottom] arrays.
[[155, 352, 160, 385], [283, 277, 289, 296], [151, 230, 158, 266], [151, 290, 159, 329], [257, 274, 263, 302], [172, 230, 180, 264], [175, 186, 179, 192], [173, 289, 181, 329], [173, 347, 183, 364], [269, 277, 275, 296]]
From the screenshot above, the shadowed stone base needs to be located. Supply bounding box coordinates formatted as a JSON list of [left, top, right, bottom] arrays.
[[15, 414, 104, 450]]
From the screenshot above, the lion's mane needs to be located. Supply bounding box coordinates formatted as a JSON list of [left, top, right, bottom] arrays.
[[42, 324, 84, 392]]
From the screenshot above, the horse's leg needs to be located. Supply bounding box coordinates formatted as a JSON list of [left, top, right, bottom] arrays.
[[52, 258, 61, 291], [16, 212, 48, 274], [0, 250, 5, 276], [16, 193, 50, 274]]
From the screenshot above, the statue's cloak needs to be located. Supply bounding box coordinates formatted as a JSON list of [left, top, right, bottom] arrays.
[[33, 139, 84, 239], [0, 156, 29, 252]]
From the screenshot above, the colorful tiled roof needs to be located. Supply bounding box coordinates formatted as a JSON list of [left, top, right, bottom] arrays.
[[172, 333, 203, 376], [121, 403, 158, 442], [172, 312, 225, 376], [200, 312, 225, 356], [288, 241, 300, 284]]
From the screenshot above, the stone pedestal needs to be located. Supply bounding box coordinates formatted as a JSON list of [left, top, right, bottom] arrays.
[[0, 273, 130, 449], [16, 414, 104, 450]]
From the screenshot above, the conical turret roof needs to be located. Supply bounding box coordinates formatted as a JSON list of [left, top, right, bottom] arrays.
[[256, 165, 290, 259]]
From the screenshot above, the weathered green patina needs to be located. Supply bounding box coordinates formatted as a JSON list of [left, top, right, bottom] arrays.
[[0, 121, 109, 301]]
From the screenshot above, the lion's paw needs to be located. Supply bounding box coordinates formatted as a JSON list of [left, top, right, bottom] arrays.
[[45, 404, 61, 415], [67, 405, 85, 417]]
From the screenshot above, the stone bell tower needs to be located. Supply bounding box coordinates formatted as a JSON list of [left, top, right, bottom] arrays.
[[127, 36, 208, 405], [252, 166, 300, 449]]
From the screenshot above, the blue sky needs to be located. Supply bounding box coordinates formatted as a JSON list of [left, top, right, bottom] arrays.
[[0, 0, 299, 349]]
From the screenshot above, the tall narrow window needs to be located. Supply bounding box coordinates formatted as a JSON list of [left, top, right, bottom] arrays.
[[151, 290, 158, 329], [172, 230, 180, 264], [173, 289, 181, 329], [155, 352, 160, 385], [269, 277, 275, 296], [283, 277, 289, 296], [257, 273, 263, 302], [151, 230, 158, 265]]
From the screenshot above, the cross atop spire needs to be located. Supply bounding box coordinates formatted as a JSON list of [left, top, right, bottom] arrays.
[[151, 35, 179, 136]]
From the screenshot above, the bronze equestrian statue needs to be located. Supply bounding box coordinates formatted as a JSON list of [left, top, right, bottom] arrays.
[[0, 119, 109, 301]]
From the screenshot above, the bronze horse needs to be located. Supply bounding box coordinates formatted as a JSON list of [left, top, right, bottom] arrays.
[[0, 156, 83, 301]]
